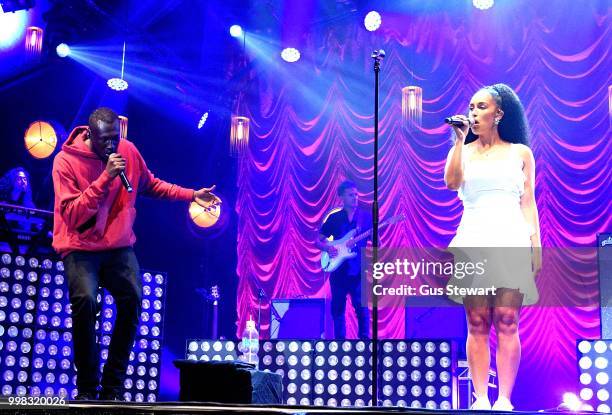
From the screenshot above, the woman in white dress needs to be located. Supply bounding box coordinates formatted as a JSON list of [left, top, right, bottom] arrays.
[[444, 84, 542, 411]]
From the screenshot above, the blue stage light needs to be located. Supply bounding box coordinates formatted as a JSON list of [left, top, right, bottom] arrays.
[[364, 11, 382, 32], [230, 25, 243, 38], [198, 112, 209, 129], [56, 43, 70, 58], [107, 77, 129, 91], [0, 9, 27, 50]]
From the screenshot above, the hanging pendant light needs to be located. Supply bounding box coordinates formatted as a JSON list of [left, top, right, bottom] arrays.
[[25, 26, 43, 55], [402, 86, 423, 129], [230, 116, 250, 156]]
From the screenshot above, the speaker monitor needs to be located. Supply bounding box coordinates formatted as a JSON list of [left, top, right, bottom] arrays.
[[270, 298, 325, 339]]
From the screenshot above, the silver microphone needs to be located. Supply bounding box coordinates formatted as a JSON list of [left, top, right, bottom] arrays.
[[444, 116, 473, 127]]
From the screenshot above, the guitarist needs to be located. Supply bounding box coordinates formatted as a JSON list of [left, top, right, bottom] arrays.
[[316, 180, 371, 339]]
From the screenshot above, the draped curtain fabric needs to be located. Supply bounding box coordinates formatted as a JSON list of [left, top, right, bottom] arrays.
[[234, 1, 610, 408]]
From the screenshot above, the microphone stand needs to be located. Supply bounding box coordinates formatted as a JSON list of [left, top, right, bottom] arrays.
[[257, 288, 266, 331], [371, 49, 385, 407]]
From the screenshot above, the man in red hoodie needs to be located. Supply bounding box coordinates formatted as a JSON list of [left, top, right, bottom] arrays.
[[52, 107, 217, 400]]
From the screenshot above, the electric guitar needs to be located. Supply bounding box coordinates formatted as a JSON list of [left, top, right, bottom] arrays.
[[320, 214, 405, 272]]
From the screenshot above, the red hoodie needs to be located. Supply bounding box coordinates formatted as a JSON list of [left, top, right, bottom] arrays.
[[52, 126, 194, 256]]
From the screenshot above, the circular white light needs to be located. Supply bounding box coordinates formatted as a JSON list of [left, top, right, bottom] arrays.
[[596, 372, 609, 385], [229, 25, 243, 38], [425, 370, 436, 382], [56, 43, 70, 58], [578, 356, 593, 370], [597, 404, 611, 413], [281, 48, 301, 63], [595, 357, 608, 369], [580, 388, 594, 400], [314, 356, 324, 367], [364, 11, 382, 31], [107, 78, 129, 91], [472, 0, 494, 10], [594, 341, 608, 354], [580, 373, 592, 385], [598, 389, 610, 401]]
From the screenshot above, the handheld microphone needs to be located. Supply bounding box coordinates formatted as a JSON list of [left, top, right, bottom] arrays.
[[118, 171, 133, 193], [444, 117, 473, 127], [105, 148, 133, 193]]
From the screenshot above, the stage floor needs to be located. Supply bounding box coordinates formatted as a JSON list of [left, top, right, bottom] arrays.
[[0, 401, 599, 415]]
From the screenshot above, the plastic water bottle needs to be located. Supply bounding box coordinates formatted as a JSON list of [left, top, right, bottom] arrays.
[[240, 316, 259, 368]]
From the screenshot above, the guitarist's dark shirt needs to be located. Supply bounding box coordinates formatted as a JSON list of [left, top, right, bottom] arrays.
[[320, 207, 371, 277]]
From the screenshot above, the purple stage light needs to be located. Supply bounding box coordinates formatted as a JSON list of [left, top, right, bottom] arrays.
[[281, 47, 300, 63]]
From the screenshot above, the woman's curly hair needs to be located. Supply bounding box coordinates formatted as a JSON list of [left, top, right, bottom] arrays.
[[464, 83, 530, 146]]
